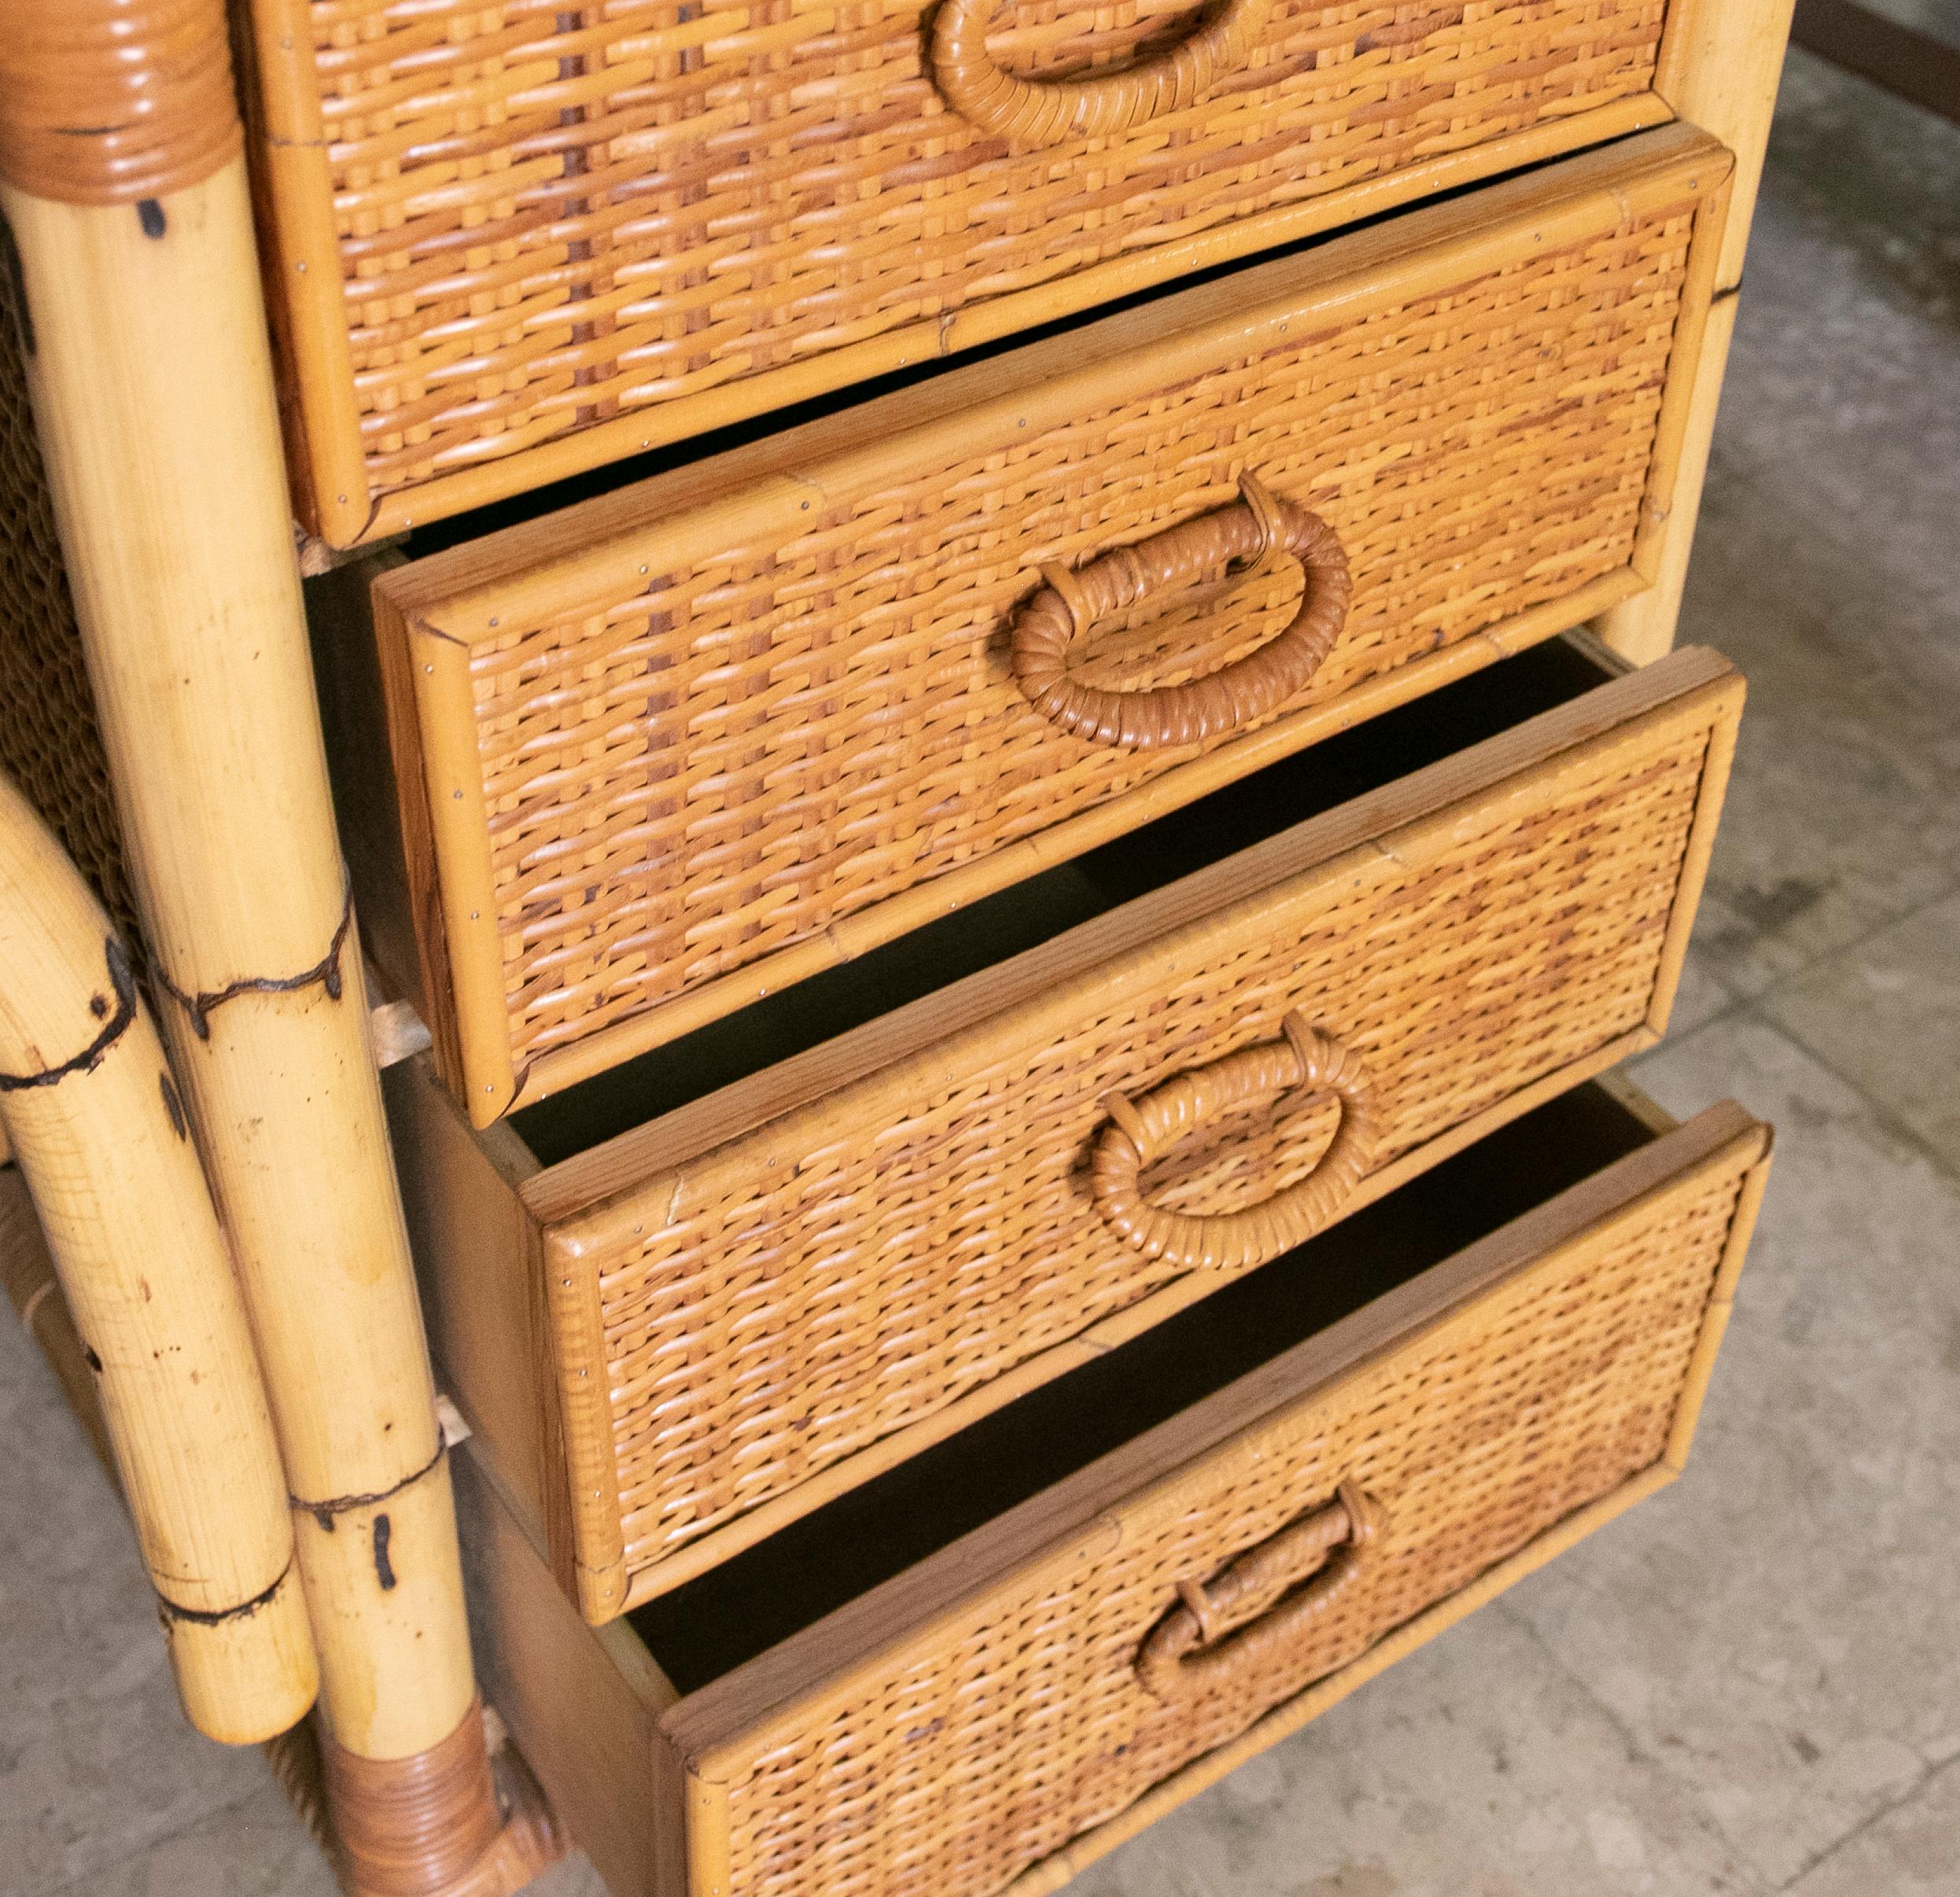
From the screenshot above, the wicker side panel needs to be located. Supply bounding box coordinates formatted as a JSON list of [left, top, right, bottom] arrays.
[[706, 1145, 1755, 1897], [0, 297, 138, 958], [468, 204, 1700, 1081], [267, 0, 1667, 519], [595, 716, 1715, 1581]]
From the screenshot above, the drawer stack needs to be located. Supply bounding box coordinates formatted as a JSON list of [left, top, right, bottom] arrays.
[[349, 129, 1730, 1122], [387, 638, 1742, 1619], [255, 0, 1786, 1885]]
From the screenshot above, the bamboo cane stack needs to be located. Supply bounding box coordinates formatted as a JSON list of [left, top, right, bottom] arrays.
[[0, 4, 552, 1890]]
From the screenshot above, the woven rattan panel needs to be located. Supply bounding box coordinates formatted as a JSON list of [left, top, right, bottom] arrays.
[[592, 716, 1714, 1583], [459, 202, 1698, 1089], [0, 302, 138, 957], [263, 0, 1667, 529], [710, 1145, 1752, 1897]]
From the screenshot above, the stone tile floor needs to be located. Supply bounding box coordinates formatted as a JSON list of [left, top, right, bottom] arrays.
[[3, 40, 1957, 1897]]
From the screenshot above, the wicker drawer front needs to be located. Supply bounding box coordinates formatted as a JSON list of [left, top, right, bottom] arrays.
[[390, 640, 1742, 1623], [248, 0, 1700, 545], [357, 130, 1731, 1124], [461, 1085, 1773, 1897]]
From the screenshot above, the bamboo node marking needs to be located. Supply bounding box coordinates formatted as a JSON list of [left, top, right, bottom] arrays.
[[155, 1555, 296, 1626], [0, 934, 134, 1090], [293, 1428, 446, 1533], [158, 1069, 188, 1138], [156, 892, 354, 1040]]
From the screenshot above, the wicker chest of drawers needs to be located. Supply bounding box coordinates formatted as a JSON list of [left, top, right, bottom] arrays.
[[0, 0, 1793, 1891], [317, 0, 1790, 1879]]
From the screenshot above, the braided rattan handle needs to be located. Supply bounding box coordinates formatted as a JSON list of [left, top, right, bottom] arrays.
[[930, 0, 1273, 146], [1011, 477, 1350, 750], [1135, 1478, 1387, 1702], [1092, 1013, 1376, 1272]]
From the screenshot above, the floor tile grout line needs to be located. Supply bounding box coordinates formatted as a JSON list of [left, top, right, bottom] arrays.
[[1492, 1595, 1781, 1897], [1711, 864, 1960, 1013], [1773, 1743, 1960, 1892], [1633, 969, 1960, 1194], [1733, 995, 1960, 1193]]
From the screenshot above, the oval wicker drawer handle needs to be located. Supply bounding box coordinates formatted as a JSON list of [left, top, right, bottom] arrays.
[[1135, 1477, 1388, 1703], [931, 0, 1273, 146], [1092, 1012, 1376, 1271], [1011, 477, 1351, 750]]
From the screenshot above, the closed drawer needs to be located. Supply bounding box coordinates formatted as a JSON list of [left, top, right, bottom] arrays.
[[390, 637, 1741, 1621], [459, 1077, 1774, 1897], [249, 0, 1698, 545], [344, 129, 1731, 1122]]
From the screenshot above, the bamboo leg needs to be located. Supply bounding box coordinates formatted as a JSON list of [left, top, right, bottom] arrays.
[[0, 777, 317, 1744], [1597, 0, 1796, 664], [0, 7, 551, 1891]]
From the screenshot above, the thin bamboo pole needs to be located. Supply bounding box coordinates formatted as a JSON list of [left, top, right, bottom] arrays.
[[0, 6, 549, 1890], [0, 775, 317, 1744]]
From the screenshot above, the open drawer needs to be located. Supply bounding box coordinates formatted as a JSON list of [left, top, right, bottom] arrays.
[[458, 1077, 1774, 1897], [391, 636, 1741, 1622], [337, 128, 1733, 1122]]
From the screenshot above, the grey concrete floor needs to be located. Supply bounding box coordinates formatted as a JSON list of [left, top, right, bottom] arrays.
[[4, 43, 1958, 1897]]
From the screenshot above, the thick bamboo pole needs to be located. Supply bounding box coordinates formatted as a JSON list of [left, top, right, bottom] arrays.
[[0, 6, 547, 1891], [1596, 0, 1797, 664], [0, 776, 317, 1744]]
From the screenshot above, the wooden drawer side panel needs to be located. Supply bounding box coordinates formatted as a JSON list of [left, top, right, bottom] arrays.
[[590, 699, 1725, 1586], [456, 199, 1704, 1088], [694, 1138, 1758, 1897]]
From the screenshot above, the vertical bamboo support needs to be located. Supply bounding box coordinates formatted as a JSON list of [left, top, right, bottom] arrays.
[[0, 6, 547, 1891], [1597, 0, 1797, 664], [0, 776, 318, 1744]]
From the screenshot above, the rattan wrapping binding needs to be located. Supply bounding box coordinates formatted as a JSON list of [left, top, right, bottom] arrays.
[[366, 131, 1730, 1123], [678, 1118, 1767, 1897], [244, 0, 1684, 543]]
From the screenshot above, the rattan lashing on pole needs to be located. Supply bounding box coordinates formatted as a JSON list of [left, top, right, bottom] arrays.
[[0, 5, 549, 1891], [0, 774, 317, 1745]]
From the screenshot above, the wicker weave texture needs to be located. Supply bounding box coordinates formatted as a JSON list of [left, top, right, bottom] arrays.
[[0, 295, 139, 960], [260, 0, 1669, 530], [427, 193, 1704, 1102], [577, 709, 1719, 1593], [707, 1142, 1755, 1897]]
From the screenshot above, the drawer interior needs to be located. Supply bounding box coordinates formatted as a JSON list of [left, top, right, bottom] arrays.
[[514, 635, 1620, 1168], [628, 1077, 1660, 1696]]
